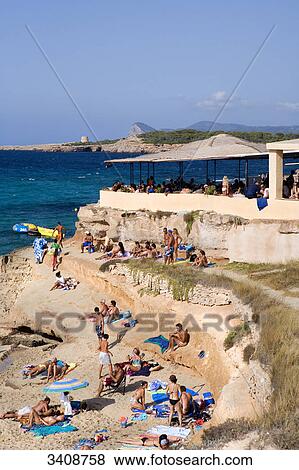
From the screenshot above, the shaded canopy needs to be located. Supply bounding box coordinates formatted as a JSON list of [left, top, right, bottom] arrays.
[[105, 133, 268, 164]]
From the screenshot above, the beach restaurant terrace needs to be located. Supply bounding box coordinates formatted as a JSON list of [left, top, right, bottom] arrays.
[[102, 134, 299, 221]]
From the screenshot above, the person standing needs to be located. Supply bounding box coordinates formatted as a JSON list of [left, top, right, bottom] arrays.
[[172, 228, 182, 262], [33, 233, 48, 264], [94, 306, 105, 342], [98, 334, 113, 378], [166, 375, 182, 426], [50, 238, 61, 271], [53, 222, 65, 247]]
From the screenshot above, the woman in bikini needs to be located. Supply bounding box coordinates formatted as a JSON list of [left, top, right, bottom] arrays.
[[166, 375, 182, 426], [124, 347, 143, 374]]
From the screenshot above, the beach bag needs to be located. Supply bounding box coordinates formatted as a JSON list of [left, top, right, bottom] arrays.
[[121, 310, 131, 319], [203, 391, 215, 406]]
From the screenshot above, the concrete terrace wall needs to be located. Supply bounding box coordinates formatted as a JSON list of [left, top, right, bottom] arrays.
[[99, 190, 299, 221]]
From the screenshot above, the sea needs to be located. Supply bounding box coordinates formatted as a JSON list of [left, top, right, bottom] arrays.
[[0, 150, 296, 256]]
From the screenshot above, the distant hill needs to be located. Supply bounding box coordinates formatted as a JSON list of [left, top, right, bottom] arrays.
[[128, 122, 156, 136], [186, 121, 299, 134]]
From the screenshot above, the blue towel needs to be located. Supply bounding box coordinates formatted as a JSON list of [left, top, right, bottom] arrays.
[[152, 392, 169, 403], [24, 421, 78, 437], [257, 197, 268, 211], [144, 335, 169, 353]]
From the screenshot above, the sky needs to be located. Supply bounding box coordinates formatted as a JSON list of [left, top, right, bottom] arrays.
[[1, 0, 299, 144]]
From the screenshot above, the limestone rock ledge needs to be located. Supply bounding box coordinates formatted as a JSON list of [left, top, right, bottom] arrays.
[[77, 204, 248, 253], [108, 262, 231, 306]]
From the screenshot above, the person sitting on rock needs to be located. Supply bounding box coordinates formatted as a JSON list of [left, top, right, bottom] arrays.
[[132, 241, 143, 257], [192, 250, 208, 267], [107, 300, 120, 323], [165, 323, 190, 353], [81, 231, 94, 253]]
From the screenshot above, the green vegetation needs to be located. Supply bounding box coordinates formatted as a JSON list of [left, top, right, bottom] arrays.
[[224, 322, 251, 350], [183, 211, 201, 235], [139, 129, 299, 145], [105, 259, 298, 448], [125, 259, 198, 301]]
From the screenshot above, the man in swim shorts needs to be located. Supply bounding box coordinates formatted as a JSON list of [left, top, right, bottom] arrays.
[[98, 334, 113, 378], [94, 306, 105, 342], [81, 231, 94, 253], [166, 323, 190, 353], [96, 363, 125, 397]]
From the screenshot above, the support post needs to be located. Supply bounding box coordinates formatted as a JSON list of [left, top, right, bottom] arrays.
[[214, 160, 216, 182], [139, 162, 142, 185], [206, 160, 209, 183], [245, 159, 249, 187], [129, 162, 134, 185], [269, 150, 283, 199], [238, 159, 241, 181]]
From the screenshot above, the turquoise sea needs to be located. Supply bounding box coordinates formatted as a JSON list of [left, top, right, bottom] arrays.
[[0, 149, 295, 256]]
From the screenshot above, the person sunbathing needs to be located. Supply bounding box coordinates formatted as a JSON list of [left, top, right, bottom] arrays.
[[107, 300, 120, 323], [96, 363, 125, 397], [192, 250, 208, 267], [132, 241, 143, 257], [23, 360, 52, 378], [124, 348, 144, 374], [46, 358, 69, 382], [106, 242, 126, 258], [148, 243, 159, 258], [180, 385, 193, 416], [27, 409, 65, 429], [0, 397, 51, 420], [166, 323, 190, 353], [130, 381, 148, 411], [50, 271, 66, 290]]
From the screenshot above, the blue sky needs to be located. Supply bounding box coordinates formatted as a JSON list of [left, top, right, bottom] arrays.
[[1, 0, 299, 144]]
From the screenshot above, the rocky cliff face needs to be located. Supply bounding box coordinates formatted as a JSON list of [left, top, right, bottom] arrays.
[[76, 203, 248, 256], [77, 202, 299, 263]]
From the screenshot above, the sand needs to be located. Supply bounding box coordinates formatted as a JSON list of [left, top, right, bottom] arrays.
[[0, 243, 215, 450]]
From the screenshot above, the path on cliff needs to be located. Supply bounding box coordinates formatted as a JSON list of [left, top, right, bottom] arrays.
[[206, 268, 299, 310]]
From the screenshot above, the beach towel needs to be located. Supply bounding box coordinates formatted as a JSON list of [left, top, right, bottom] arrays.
[[131, 413, 148, 422], [146, 425, 190, 439], [74, 439, 96, 450], [151, 386, 198, 404], [24, 421, 78, 437], [148, 380, 167, 391], [144, 335, 169, 353], [151, 392, 169, 404], [257, 197, 268, 211]]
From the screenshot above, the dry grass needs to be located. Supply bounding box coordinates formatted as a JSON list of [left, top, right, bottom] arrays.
[[224, 261, 299, 294], [200, 419, 256, 449]]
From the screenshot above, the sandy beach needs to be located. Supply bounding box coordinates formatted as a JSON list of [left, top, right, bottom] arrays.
[[0, 242, 224, 450]]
